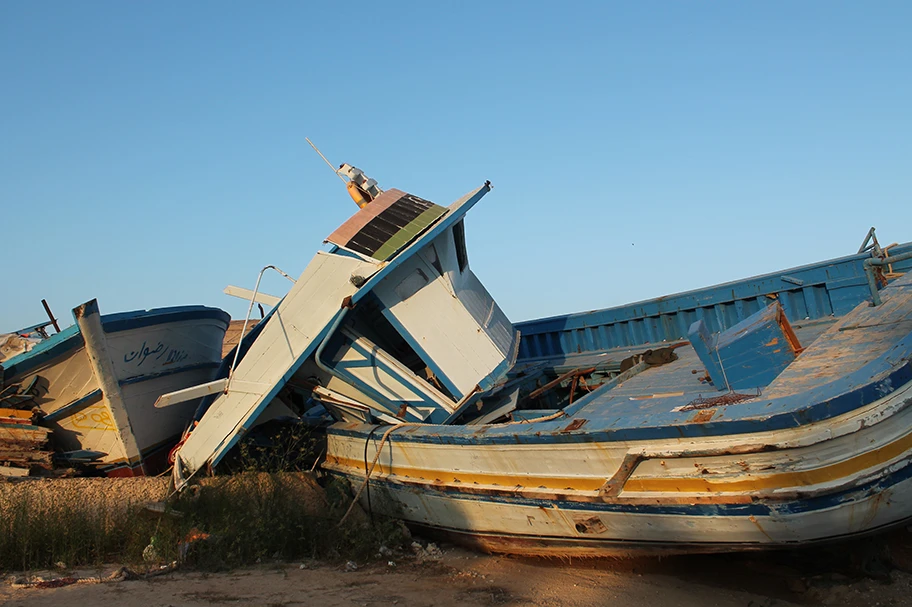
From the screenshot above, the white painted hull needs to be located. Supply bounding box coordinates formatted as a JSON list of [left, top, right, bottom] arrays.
[[4, 308, 228, 475], [360, 473, 912, 556], [324, 377, 912, 554]]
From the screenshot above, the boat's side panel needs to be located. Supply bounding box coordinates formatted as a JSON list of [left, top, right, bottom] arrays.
[[362, 473, 912, 556], [104, 317, 226, 385], [9, 345, 98, 417], [47, 392, 129, 465], [326, 330, 455, 422], [324, 375, 912, 551], [116, 317, 228, 457], [173, 252, 382, 482]]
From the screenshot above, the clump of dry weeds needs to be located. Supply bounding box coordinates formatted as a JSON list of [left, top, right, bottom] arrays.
[[0, 471, 407, 573]]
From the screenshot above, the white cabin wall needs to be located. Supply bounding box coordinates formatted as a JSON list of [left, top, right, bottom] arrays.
[[431, 225, 514, 356], [373, 228, 516, 398]]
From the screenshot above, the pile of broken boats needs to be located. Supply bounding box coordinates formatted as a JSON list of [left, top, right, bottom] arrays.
[[156, 166, 912, 556]]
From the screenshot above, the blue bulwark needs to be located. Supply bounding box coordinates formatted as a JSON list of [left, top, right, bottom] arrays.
[[1, 326, 81, 382], [689, 302, 800, 391], [2, 305, 230, 383], [100, 306, 230, 333]]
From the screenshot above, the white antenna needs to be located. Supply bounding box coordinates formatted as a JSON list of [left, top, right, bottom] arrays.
[[306, 137, 346, 183]]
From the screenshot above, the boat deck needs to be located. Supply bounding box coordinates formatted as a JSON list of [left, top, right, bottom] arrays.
[[557, 272, 912, 439], [363, 274, 912, 445]]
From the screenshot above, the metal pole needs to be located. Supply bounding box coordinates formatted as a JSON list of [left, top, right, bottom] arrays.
[[41, 299, 61, 333], [858, 227, 876, 254], [863, 249, 912, 306], [226, 265, 296, 392]]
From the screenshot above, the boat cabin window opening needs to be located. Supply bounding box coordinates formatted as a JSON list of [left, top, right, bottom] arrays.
[[345, 294, 456, 400], [453, 221, 468, 272], [424, 244, 445, 276], [395, 268, 429, 301]]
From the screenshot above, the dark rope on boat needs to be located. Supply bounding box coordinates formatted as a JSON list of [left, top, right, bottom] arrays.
[[363, 425, 381, 524], [337, 423, 420, 528]]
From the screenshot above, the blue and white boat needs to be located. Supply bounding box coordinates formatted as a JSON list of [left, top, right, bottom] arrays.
[[167, 167, 912, 555], [1, 301, 229, 476]]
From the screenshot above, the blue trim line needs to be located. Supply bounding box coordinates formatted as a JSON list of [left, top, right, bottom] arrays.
[[3, 305, 230, 383], [1, 326, 81, 382], [329, 358, 912, 445], [118, 361, 222, 386], [99, 306, 230, 333], [43, 389, 103, 422]]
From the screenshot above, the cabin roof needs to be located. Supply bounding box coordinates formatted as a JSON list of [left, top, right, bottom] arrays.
[[325, 189, 447, 261]]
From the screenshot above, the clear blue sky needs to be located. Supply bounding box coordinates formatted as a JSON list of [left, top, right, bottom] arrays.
[[3, 2, 911, 331]]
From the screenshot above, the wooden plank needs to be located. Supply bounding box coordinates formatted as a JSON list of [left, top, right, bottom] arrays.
[[0, 465, 29, 477], [0, 450, 52, 463], [0, 424, 49, 442], [528, 368, 596, 400], [74, 299, 143, 470], [0, 408, 33, 420]]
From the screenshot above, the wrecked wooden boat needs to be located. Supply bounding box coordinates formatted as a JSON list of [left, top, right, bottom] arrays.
[[168, 167, 912, 555], [1, 300, 229, 476]]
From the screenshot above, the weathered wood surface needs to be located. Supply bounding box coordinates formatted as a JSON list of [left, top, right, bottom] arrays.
[[0, 410, 52, 475]]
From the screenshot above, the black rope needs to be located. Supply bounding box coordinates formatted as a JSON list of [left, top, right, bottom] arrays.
[[363, 425, 381, 524]]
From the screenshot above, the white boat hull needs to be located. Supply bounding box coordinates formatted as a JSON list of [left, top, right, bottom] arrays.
[[2, 304, 229, 475], [325, 375, 912, 554]]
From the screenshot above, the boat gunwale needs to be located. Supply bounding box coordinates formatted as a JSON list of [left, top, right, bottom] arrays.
[[1, 306, 231, 382]]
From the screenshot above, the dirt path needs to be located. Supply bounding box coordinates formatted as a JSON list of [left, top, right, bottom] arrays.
[[3, 545, 912, 607]]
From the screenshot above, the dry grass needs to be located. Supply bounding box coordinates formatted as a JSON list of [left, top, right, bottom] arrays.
[[0, 472, 408, 573]]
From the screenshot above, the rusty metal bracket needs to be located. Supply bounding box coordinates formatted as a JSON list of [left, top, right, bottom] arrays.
[[864, 249, 912, 306]]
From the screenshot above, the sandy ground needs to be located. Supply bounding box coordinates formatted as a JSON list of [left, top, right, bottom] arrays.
[[3, 540, 912, 607], [4, 477, 912, 606]]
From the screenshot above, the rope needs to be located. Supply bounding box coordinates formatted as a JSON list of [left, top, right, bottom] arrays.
[[715, 345, 732, 392], [10, 563, 178, 589], [501, 409, 567, 425], [337, 423, 418, 527]]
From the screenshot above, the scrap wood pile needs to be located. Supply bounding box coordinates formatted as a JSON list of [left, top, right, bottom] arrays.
[[0, 379, 52, 477]]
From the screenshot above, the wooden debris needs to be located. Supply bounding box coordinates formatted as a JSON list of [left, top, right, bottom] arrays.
[[0, 408, 52, 477]]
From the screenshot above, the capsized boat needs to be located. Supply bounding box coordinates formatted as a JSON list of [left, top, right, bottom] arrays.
[[168, 168, 912, 555], [1, 300, 230, 476]]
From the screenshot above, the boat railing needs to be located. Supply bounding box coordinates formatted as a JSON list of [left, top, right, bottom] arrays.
[[226, 265, 296, 392]]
